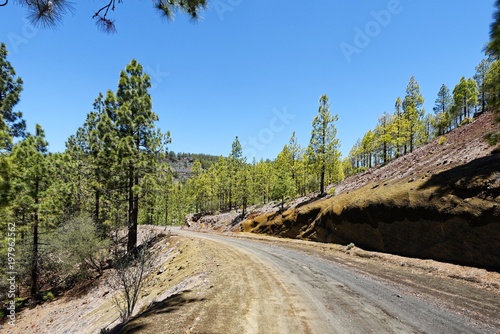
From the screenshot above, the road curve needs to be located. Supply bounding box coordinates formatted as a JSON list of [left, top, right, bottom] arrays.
[[173, 227, 495, 334]]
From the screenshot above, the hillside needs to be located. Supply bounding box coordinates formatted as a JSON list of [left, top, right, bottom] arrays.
[[190, 112, 500, 270], [167, 152, 220, 180]]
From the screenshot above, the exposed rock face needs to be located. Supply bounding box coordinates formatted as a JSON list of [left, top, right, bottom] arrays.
[[185, 211, 242, 232], [242, 113, 500, 270]]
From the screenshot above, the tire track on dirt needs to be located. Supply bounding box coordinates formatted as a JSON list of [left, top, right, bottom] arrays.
[[174, 228, 496, 334]]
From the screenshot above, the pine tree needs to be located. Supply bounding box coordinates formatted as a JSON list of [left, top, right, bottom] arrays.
[[189, 160, 212, 213], [486, 60, 500, 109], [0, 43, 26, 152], [287, 132, 300, 179], [421, 113, 434, 144], [235, 164, 250, 215], [272, 146, 296, 211], [453, 78, 468, 123], [486, 0, 500, 58], [293, 155, 308, 196], [66, 93, 109, 228], [0, 43, 26, 208], [247, 157, 260, 207], [10, 124, 50, 305], [87, 92, 116, 229], [393, 97, 408, 157], [433, 84, 453, 135], [9, 0, 207, 32], [256, 159, 273, 203], [228, 136, 245, 210], [360, 130, 375, 168], [375, 112, 392, 164], [214, 156, 229, 210], [402, 76, 425, 153], [113, 59, 168, 252], [347, 139, 362, 172], [474, 58, 493, 114], [155, 159, 174, 225], [308, 94, 341, 195], [453, 77, 479, 123]]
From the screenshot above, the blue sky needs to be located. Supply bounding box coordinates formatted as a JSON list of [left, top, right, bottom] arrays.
[[0, 1, 494, 160]]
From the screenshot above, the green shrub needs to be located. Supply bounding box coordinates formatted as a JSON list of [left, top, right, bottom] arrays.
[[485, 131, 500, 145], [459, 117, 473, 126], [42, 291, 54, 301], [53, 214, 111, 277], [438, 136, 447, 145]]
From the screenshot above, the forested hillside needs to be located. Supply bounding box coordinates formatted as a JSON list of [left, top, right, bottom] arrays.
[[166, 152, 220, 180], [240, 111, 500, 269]]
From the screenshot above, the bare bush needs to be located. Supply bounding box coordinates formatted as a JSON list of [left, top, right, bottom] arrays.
[[109, 231, 157, 322]]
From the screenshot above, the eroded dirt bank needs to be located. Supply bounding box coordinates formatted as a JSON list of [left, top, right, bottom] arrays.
[[241, 113, 500, 270]]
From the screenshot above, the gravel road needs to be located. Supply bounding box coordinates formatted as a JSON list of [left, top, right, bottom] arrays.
[[172, 227, 497, 334], [7, 226, 497, 334]]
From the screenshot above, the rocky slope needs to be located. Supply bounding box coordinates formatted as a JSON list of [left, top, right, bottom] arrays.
[[240, 112, 500, 270]]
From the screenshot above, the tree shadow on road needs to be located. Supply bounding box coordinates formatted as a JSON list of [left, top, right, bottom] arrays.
[[109, 290, 206, 334]]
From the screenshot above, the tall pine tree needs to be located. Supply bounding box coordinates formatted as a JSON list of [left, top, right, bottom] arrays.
[[474, 58, 493, 114], [10, 124, 50, 305], [0, 43, 26, 152], [433, 84, 453, 135], [113, 59, 168, 251], [308, 94, 341, 195], [402, 76, 425, 153]]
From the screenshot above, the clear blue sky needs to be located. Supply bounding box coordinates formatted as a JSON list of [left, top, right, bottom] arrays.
[[0, 1, 494, 160]]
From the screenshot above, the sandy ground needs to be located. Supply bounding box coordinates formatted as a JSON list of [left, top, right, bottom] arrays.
[[175, 228, 500, 333]]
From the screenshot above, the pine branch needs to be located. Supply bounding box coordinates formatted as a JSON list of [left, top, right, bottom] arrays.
[[92, 0, 117, 33]]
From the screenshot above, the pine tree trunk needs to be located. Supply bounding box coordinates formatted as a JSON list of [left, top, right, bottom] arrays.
[[242, 197, 246, 216], [164, 191, 169, 225], [95, 189, 100, 228], [383, 142, 387, 164], [462, 97, 466, 122], [482, 87, 486, 113], [397, 124, 401, 158], [30, 219, 38, 305], [30, 180, 40, 306], [409, 121, 414, 153], [320, 164, 325, 195], [127, 167, 138, 252]]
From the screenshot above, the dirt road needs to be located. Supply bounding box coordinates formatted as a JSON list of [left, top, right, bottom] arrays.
[[143, 227, 497, 334], [7, 226, 498, 334]]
